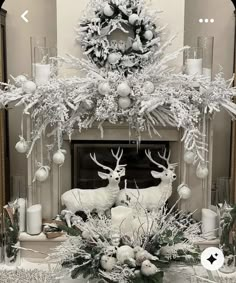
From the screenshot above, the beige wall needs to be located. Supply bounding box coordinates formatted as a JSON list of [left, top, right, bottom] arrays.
[[3, 0, 57, 196], [184, 0, 235, 184]]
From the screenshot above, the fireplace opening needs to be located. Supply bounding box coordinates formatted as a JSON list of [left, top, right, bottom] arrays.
[[71, 141, 169, 190]]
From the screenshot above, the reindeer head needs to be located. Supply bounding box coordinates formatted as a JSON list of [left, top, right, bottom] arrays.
[[90, 148, 126, 184], [145, 149, 177, 184]]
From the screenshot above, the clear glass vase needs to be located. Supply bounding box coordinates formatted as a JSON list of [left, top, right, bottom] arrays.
[[184, 47, 203, 76], [30, 36, 46, 78]]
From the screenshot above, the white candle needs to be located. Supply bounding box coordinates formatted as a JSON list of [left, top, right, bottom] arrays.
[[18, 198, 26, 232], [202, 208, 218, 240], [34, 63, 51, 85], [27, 204, 42, 235], [186, 59, 203, 75], [111, 206, 133, 236]]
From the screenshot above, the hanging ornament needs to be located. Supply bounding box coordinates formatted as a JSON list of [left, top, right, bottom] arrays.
[[141, 260, 159, 276], [108, 52, 122, 65], [98, 82, 111, 95], [34, 166, 50, 182], [22, 81, 37, 94], [177, 184, 192, 200], [53, 149, 66, 165], [144, 30, 154, 41], [184, 151, 195, 165], [14, 75, 27, 87], [129, 14, 139, 25], [143, 81, 155, 94], [100, 255, 117, 271], [15, 136, 28, 153], [117, 82, 131, 97], [103, 3, 114, 17], [118, 97, 131, 109], [196, 163, 209, 179], [116, 245, 135, 264]]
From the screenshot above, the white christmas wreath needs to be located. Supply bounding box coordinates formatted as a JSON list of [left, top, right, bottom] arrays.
[[78, 0, 161, 72]]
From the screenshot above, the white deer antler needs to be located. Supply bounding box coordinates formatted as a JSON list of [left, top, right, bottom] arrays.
[[145, 149, 166, 170], [158, 149, 178, 169], [111, 148, 126, 169], [90, 153, 113, 172]]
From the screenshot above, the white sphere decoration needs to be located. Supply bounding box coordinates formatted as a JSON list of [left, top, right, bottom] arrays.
[[116, 245, 135, 264], [196, 164, 209, 179], [144, 30, 153, 41], [143, 81, 155, 94], [15, 138, 28, 153], [117, 82, 131, 97], [100, 255, 117, 271], [177, 184, 192, 200], [98, 82, 111, 95], [129, 14, 139, 25], [103, 3, 114, 17], [35, 167, 49, 182], [15, 75, 27, 87], [53, 150, 65, 165], [118, 97, 131, 109], [132, 41, 141, 51], [184, 151, 195, 165], [108, 53, 121, 65], [22, 81, 37, 94]]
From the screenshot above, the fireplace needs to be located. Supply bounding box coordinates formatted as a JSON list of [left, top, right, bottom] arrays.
[[71, 141, 169, 190]]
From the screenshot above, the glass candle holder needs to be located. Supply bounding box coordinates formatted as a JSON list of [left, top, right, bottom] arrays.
[[33, 47, 57, 85], [30, 36, 46, 78], [197, 36, 214, 80], [184, 47, 203, 76]]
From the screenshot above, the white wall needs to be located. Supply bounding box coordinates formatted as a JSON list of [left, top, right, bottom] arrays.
[[3, 0, 57, 200], [184, 0, 235, 184]]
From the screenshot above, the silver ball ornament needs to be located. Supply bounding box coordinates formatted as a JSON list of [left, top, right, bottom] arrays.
[[100, 255, 117, 271], [22, 81, 37, 94], [196, 164, 209, 179], [177, 184, 192, 200], [144, 30, 154, 41], [108, 53, 121, 65], [116, 245, 135, 264], [132, 41, 141, 51], [103, 3, 114, 17], [53, 150, 65, 165], [129, 14, 139, 25], [118, 97, 131, 109], [35, 167, 49, 182], [15, 75, 27, 87], [98, 82, 111, 95], [184, 151, 195, 165], [15, 138, 28, 153], [117, 82, 131, 97], [143, 81, 155, 94]]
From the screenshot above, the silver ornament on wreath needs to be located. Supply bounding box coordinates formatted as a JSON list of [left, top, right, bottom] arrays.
[[15, 136, 28, 153], [34, 165, 50, 182], [118, 97, 131, 109], [100, 255, 117, 272], [108, 53, 122, 65], [184, 151, 195, 165], [143, 81, 155, 94], [22, 81, 37, 94], [53, 149, 66, 165], [103, 3, 114, 17], [13, 75, 27, 87], [177, 183, 192, 200], [196, 163, 209, 179], [98, 82, 111, 95], [117, 82, 131, 97]]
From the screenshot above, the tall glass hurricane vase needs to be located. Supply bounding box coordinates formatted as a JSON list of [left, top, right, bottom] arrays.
[[30, 36, 46, 78]]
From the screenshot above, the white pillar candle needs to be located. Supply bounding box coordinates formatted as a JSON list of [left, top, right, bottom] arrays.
[[34, 63, 51, 85], [186, 59, 203, 75], [203, 68, 212, 81], [27, 204, 42, 235], [202, 208, 218, 240], [18, 198, 26, 232], [111, 206, 133, 236]]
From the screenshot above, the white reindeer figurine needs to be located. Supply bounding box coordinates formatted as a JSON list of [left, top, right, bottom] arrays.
[[61, 148, 126, 215], [116, 149, 177, 211]]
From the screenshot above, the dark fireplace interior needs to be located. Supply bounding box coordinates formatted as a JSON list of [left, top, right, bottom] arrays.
[[71, 141, 170, 189]]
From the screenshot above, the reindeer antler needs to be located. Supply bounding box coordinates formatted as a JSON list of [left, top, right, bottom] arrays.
[[158, 149, 178, 169], [145, 149, 166, 170], [111, 148, 126, 169], [90, 153, 113, 172]]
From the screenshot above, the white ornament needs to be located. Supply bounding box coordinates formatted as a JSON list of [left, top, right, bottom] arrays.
[[15, 137, 28, 153], [100, 255, 117, 271], [129, 14, 139, 25], [103, 3, 114, 17], [117, 82, 131, 97], [116, 245, 135, 264], [196, 164, 209, 179], [177, 184, 191, 200], [108, 53, 121, 64], [134, 247, 158, 266], [132, 41, 141, 51], [98, 82, 111, 95], [118, 97, 131, 109], [14, 75, 27, 87], [35, 167, 50, 182], [141, 260, 159, 276], [184, 151, 195, 165], [144, 30, 153, 41], [22, 81, 37, 94], [53, 150, 65, 165], [143, 81, 155, 94]]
